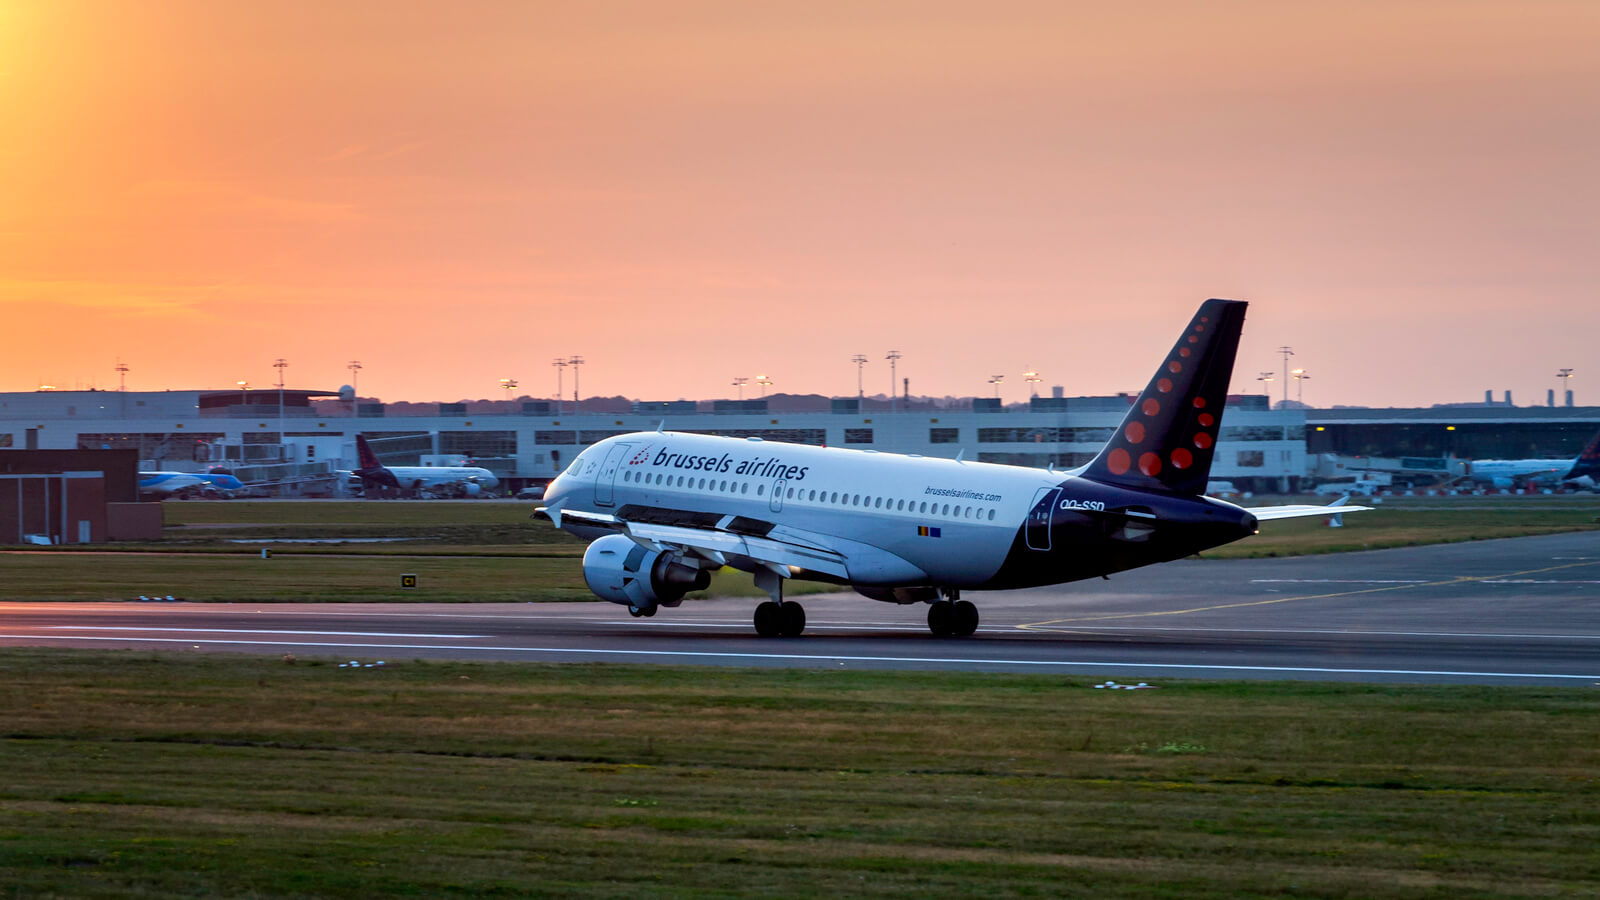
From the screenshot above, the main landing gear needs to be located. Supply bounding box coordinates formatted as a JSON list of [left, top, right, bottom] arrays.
[[751, 566, 805, 637], [627, 604, 657, 618], [753, 600, 806, 637], [927, 589, 978, 637]]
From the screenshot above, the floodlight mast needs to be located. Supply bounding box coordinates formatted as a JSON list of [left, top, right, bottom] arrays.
[[568, 356, 584, 411], [886, 350, 902, 412], [851, 355, 868, 401], [551, 358, 567, 416], [1276, 346, 1295, 408], [732, 376, 748, 400]]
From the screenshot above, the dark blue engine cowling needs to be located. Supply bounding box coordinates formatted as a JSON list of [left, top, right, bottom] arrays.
[[581, 534, 711, 609]]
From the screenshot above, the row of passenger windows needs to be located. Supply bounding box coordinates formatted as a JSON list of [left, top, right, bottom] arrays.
[[621, 468, 1000, 521]]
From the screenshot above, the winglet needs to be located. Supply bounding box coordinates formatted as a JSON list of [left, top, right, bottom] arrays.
[[657, 420, 665, 433], [955, 449, 966, 463]]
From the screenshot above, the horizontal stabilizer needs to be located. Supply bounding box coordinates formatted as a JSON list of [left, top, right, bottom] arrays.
[[1245, 498, 1373, 521]]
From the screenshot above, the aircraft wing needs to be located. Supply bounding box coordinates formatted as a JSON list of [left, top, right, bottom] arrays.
[[541, 507, 851, 579], [1245, 497, 1374, 521]]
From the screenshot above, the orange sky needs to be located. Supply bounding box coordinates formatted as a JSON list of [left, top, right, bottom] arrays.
[[3, 1, 1597, 407]]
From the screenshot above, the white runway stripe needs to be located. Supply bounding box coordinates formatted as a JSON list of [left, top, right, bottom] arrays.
[[45, 627, 486, 639], [1, 634, 1595, 681]]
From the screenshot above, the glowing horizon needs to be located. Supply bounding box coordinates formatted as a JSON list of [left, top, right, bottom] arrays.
[[3, 2, 1596, 408]]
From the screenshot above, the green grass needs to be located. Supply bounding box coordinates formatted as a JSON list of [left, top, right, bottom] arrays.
[[0, 650, 1595, 897], [1206, 498, 1600, 558], [4, 497, 1594, 602], [0, 553, 831, 603]]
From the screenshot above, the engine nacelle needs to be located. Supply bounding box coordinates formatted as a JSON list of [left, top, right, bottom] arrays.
[[853, 585, 940, 605], [582, 533, 711, 610]]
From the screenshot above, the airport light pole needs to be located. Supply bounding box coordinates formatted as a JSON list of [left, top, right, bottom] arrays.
[[1557, 368, 1574, 406], [1024, 367, 1041, 398], [989, 374, 1005, 400], [551, 358, 567, 416], [886, 350, 902, 413], [755, 375, 772, 398], [851, 355, 868, 402], [1292, 368, 1309, 406], [568, 355, 584, 412], [274, 358, 288, 456], [1257, 371, 1274, 401], [499, 377, 518, 409], [348, 361, 362, 417], [732, 376, 748, 400], [1277, 346, 1294, 408], [114, 359, 128, 392]]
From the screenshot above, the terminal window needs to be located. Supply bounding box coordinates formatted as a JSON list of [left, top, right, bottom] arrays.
[[843, 428, 874, 444]]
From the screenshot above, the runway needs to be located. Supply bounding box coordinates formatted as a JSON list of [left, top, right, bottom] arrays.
[[2, 532, 1597, 684]]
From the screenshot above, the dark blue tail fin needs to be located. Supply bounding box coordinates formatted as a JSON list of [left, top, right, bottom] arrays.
[[1081, 299, 1248, 495], [1562, 427, 1600, 481]]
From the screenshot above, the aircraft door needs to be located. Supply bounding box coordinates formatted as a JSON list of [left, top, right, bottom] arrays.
[[594, 442, 632, 507], [1026, 487, 1059, 551], [769, 477, 785, 513]]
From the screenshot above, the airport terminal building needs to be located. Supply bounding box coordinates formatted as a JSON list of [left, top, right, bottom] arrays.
[[2, 388, 1594, 496]]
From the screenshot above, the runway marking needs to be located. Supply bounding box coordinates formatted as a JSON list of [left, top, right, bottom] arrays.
[[1035, 625, 1600, 641], [1477, 579, 1600, 584], [1018, 558, 1600, 631], [0, 634, 1595, 681], [44, 627, 486, 639], [1250, 579, 1430, 584]]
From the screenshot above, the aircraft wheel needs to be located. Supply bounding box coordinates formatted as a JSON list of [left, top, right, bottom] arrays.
[[779, 602, 806, 637], [753, 601, 782, 637], [951, 600, 979, 637], [927, 600, 954, 636], [628, 606, 644, 618], [641, 604, 657, 618]]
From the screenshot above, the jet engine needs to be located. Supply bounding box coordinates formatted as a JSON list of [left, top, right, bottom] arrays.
[[853, 585, 940, 605], [582, 533, 711, 612]]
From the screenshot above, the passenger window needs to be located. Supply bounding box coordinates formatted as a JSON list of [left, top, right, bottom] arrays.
[[919, 501, 927, 513], [896, 499, 904, 511], [741, 483, 749, 494], [786, 488, 794, 499], [942, 504, 950, 516], [830, 492, 838, 503], [988, 509, 996, 520], [757, 485, 765, 496], [809, 490, 816, 501]]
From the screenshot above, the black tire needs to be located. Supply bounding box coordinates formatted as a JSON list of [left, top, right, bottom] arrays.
[[951, 599, 979, 636], [753, 601, 782, 637], [628, 606, 645, 618], [641, 604, 657, 618], [779, 602, 806, 637], [927, 600, 954, 636]]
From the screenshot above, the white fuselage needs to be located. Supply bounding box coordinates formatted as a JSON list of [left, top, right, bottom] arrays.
[[1467, 458, 1585, 488], [545, 431, 1073, 587], [373, 466, 499, 490]]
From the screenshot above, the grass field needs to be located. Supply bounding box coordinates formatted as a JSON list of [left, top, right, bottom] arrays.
[[0, 650, 1595, 897], [2, 497, 1594, 602]]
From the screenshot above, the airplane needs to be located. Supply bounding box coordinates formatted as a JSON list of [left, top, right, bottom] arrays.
[[347, 434, 500, 496], [138, 467, 246, 499], [537, 298, 1371, 638], [1464, 427, 1600, 489]]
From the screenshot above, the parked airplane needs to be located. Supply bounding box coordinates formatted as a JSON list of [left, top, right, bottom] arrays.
[[1464, 427, 1600, 489], [539, 298, 1370, 637], [138, 468, 246, 499], [348, 434, 500, 495]]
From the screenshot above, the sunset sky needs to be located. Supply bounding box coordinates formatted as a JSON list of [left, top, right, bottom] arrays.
[[3, 1, 1597, 407]]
